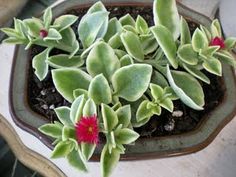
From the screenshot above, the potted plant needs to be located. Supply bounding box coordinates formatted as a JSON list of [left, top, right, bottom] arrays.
[[2, 0, 236, 177]]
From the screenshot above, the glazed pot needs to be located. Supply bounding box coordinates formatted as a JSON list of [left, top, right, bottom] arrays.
[[9, 0, 236, 161]]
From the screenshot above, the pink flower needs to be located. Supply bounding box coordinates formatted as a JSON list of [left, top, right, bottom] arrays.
[[210, 36, 225, 49], [39, 29, 48, 38], [75, 115, 99, 144]]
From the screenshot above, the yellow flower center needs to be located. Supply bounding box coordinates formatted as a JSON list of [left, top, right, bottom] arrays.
[[88, 126, 93, 133]]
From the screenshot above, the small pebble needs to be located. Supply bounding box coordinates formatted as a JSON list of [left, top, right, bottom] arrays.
[[40, 90, 46, 96], [52, 88, 56, 93], [41, 104, 48, 110], [172, 110, 183, 117], [49, 104, 55, 110], [164, 119, 175, 132]]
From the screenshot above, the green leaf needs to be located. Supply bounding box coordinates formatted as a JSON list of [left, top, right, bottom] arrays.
[[120, 31, 144, 61], [104, 17, 122, 41], [78, 11, 109, 48], [86, 41, 120, 81], [135, 15, 149, 34], [86, 1, 109, 39], [54, 15, 78, 31], [83, 98, 97, 117], [120, 54, 134, 67], [54, 106, 73, 126], [151, 25, 178, 69], [180, 16, 191, 45], [199, 46, 220, 58], [70, 95, 86, 124], [136, 100, 154, 122], [200, 25, 212, 42], [123, 25, 138, 34], [116, 105, 131, 128], [73, 89, 88, 100], [153, 0, 180, 40], [38, 123, 62, 138], [224, 37, 236, 49], [115, 128, 139, 145], [182, 64, 210, 84], [67, 149, 88, 172], [140, 34, 159, 55], [192, 28, 208, 52], [24, 18, 43, 37], [81, 142, 96, 161], [211, 19, 222, 38], [108, 33, 122, 49], [59, 27, 76, 47], [101, 144, 120, 177], [101, 104, 118, 131], [32, 48, 51, 81], [133, 116, 151, 128], [88, 74, 112, 104], [44, 28, 62, 41], [52, 68, 91, 102], [166, 65, 204, 110], [159, 98, 173, 112], [1, 28, 21, 38], [47, 54, 84, 69], [214, 50, 236, 68], [2, 37, 25, 44], [51, 141, 72, 158], [43, 8, 52, 29], [150, 83, 164, 101], [62, 126, 76, 141], [114, 49, 127, 59], [203, 57, 222, 76], [119, 14, 135, 27], [177, 44, 199, 65], [112, 64, 152, 102]]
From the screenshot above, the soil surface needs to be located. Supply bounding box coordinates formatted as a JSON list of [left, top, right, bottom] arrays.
[[27, 6, 225, 138]]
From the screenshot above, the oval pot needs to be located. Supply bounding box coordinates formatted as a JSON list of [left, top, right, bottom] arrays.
[[9, 0, 236, 161]]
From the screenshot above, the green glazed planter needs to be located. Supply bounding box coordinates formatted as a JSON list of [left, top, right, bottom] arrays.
[[9, 0, 236, 161]]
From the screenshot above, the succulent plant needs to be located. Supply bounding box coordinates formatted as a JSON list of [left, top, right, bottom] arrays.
[[2, 0, 236, 177]]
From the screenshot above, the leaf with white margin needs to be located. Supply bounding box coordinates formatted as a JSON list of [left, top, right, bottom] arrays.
[[115, 105, 131, 128], [166, 65, 204, 110], [120, 54, 134, 67], [52, 68, 91, 102], [47, 54, 84, 68], [101, 144, 120, 177], [114, 128, 139, 145], [214, 50, 236, 68], [180, 16, 191, 45], [43, 28, 62, 41], [150, 83, 164, 101], [108, 33, 122, 49], [88, 74, 112, 104], [67, 149, 88, 172], [38, 123, 62, 138], [153, 0, 180, 40], [78, 11, 109, 48], [151, 25, 178, 69], [54, 106, 73, 126], [59, 27, 76, 47], [101, 104, 118, 131], [182, 64, 210, 84], [224, 37, 236, 49], [119, 14, 135, 27], [70, 95, 86, 124], [211, 19, 222, 38], [86, 41, 120, 81], [112, 64, 152, 102], [32, 48, 51, 81], [135, 15, 149, 34], [177, 44, 199, 65], [200, 25, 211, 42], [104, 17, 122, 42], [86, 1, 108, 39], [51, 141, 72, 158], [73, 89, 88, 100], [120, 31, 144, 61], [62, 126, 76, 141], [159, 98, 173, 112], [83, 98, 97, 117], [192, 28, 208, 52], [203, 57, 222, 76], [54, 15, 78, 32], [24, 18, 43, 37], [140, 33, 159, 55], [43, 7, 52, 29], [136, 100, 155, 122], [81, 142, 96, 161]]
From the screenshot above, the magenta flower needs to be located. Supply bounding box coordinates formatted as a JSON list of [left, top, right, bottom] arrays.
[[210, 36, 225, 49]]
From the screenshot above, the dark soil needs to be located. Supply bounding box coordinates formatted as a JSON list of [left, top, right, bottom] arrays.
[[27, 6, 225, 138]]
